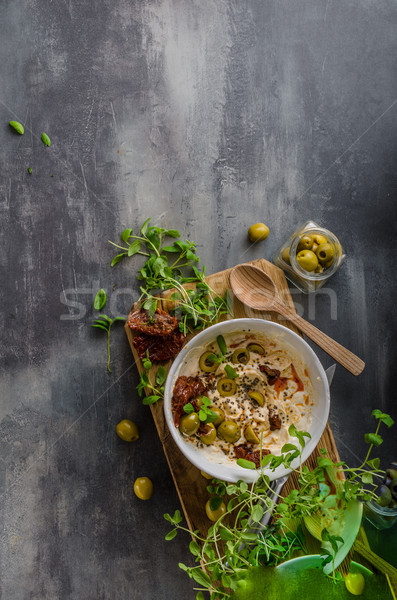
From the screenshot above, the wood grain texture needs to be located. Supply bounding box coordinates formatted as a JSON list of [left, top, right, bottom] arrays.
[[125, 258, 342, 535]]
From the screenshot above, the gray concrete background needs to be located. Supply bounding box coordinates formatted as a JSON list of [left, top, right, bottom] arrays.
[[0, 1, 396, 598]]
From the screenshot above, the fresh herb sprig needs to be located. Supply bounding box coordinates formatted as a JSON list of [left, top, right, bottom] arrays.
[[91, 315, 126, 372], [109, 219, 230, 335], [164, 410, 394, 599], [183, 396, 218, 424], [136, 355, 167, 405]]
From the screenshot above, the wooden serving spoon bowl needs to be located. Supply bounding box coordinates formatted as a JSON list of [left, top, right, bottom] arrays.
[[229, 264, 365, 376]]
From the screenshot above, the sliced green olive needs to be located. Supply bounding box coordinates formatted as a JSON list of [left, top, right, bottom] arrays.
[[217, 421, 241, 444], [232, 348, 250, 364], [244, 425, 260, 444], [217, 378, 237, 397], [179, 413, 200, 436], [246, 343, 265, 355], [316, 243, 335, 265], [248, 390, 265, 407], [211, 407, 225, 427], [199, 423, 217, 445], [199, 351, 218, 372]]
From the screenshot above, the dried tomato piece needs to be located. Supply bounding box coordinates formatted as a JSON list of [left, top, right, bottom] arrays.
[[128, 308, 178, 337], [234, 444, 270, 467], [268, 407, 282, 431], [172, 375, 212, 426], [133, 329, 185, 361], [259, 364, 281, 385]]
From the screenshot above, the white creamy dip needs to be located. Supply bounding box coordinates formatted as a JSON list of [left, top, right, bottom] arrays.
[[173, 330, 314, 469]]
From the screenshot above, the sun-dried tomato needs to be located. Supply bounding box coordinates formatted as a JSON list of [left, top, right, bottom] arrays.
[[127, 308, 177, 337], [268, 407, 282, 431], [234, 444, 270, 467], [259, 364, 281, 385], [133, 329, 185, 361], [172, 375, 212, 426]]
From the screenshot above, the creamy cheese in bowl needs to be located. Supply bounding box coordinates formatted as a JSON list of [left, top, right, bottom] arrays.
[[163, 319, 330, 483]]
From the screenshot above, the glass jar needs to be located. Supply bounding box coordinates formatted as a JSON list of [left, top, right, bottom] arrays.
[[273, 221, 344, 294], [364, 500, 397, 530]]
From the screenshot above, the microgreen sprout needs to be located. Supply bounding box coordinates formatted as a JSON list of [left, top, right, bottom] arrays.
[[91, 315, 125, 372], [136, 360, 167, 405]]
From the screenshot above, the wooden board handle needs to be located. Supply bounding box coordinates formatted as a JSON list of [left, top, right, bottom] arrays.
[[278, 304, 365, 376]]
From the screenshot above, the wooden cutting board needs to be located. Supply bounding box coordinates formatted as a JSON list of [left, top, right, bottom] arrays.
[[125, 258, 341, 537]]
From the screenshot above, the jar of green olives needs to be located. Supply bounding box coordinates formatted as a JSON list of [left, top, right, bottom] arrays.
[[273, 221, 344, 293], [363, 464, 397, 530]]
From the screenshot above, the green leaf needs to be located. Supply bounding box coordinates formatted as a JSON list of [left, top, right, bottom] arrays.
[[112, 317, 126, 324], [366, 458, 380, 469], [236, 458, 256, 470], [260, 454, 273, 468], [9, 121, 24, 135], [121, 228, 133, 242], [372, 409, 394, 428], [165, 529, 177, 541], [361, 472, 374, 484], [162, 245, 180, 253], [91, 323, 109, 332], [191, 569, 212, 589], [183, 403, 194, 414], [41, 132, 51, 146], [198, 410, 207, 421], [217, 335, 227, 355], [178, 562, 190, 573], [189, 540, 201, 556], [164, 229, 180, 238], [142, 395, 160, 405], [209, 496, 223, 511], [317, 457, 335, 468], [276, 503, 288, 513], [225, 364, 238, 379], [93, 288, 107, 310], [251, 503, 264, 523], [173, 510, 183, 524], [128, 240, 142, 256], [364, 433, 383, 447], [111, 253, 126, 267], [155, 366, 167, 386], [241, 532, 257, 542], [141, 217, 151, 236], [281, 443, 298, 454], [205, 411, 219, 424], [196, 592, 205, 600], [219, 527, 234, 541]]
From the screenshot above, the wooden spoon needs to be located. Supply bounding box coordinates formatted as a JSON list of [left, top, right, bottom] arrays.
[[229, 264, 365, 376]]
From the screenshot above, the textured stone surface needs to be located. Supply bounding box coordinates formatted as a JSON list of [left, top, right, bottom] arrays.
[[0, 0, 396, 598]]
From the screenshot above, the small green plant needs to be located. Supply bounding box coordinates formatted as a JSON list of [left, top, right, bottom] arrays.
[[136, 354, 167, 405], [164, 410, 394, 599], [91, 315, 125, 372]]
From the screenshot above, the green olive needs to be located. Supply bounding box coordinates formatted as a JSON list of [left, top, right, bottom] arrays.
[[116, 419, 140, 442], [387, 468, 397, 480], [248, 390, 265, 407], [199, 423, 217, 445], [205, 499, 226, 522], [248, 223, 269, 242], [315, 264, 324, 274], [232, 348, 250, 364], [281, 247, 290, 264], [344, 572, 365, 596], [244, 425, 260, 444], [217, 378, 237, 397], [297, 235, 313, 251], [316, 243, 335, 265], [199, 351, 218, 373], [390, 478, 397, 499], [296, 249, 318, 272], [376, 485, 392, 507], [179, 413, 200, 436], [134, 477, 153, 500], [217, 420, 241, 443], [211, 407, 225, 427], [246, 343, 265, 355], [311, 234, 328, 246]]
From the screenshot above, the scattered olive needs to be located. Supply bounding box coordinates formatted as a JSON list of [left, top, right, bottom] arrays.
[[344, 572, 365, 596], [179, 413, 200, 436], [248, 390, 265, 407], [134, 477, 153, 500], [244, 425, 260, 444], [316, 243, 335, 265], [297, 235, 313, 252], [199, 423, 217, 445], [232, 348, 250, 364], [116, 419, 139, 442], [248, 223, 269, 242], [296, 249, 318, 272], [217, 421, 241, 444], [205, 499, 226, 522], [211, 407, 225, 427], [217, 378, 237, 397], [199, 351, 218, 373], [246, 343, 265, 355]]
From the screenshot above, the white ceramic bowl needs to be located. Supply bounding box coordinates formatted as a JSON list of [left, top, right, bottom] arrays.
[[163, 318, 330, 483]]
